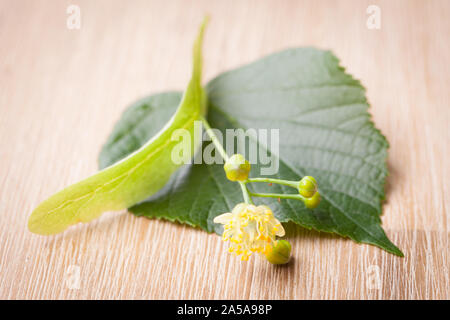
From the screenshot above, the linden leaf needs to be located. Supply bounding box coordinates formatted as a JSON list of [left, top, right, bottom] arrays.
[[99, 48, 402, 256]]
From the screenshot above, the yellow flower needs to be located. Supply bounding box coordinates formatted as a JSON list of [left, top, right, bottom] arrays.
[[213, 203, 285, 261]]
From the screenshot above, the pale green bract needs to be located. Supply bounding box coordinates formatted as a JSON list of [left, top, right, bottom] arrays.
[[27, 19, 208, 235]]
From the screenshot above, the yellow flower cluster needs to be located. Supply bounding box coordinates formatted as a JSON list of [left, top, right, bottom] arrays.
[[213, 203, 285, 261]]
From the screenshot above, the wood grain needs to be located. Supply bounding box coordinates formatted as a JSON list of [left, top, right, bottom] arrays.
[[0, 0, 448, 300]]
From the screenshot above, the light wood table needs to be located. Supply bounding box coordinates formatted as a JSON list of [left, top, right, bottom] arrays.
[[0, 0, 448, 299]]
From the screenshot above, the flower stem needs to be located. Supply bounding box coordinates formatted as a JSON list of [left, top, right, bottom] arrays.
[[246, 177, 299, 189], [249, 192, 306, 201], [200, 116, 229, 161], [200, 116, 253, 204], [239, 183, 253, 204]]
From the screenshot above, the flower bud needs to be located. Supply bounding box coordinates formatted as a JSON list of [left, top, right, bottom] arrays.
[[264, 240, 292, 265], [224, 154, 251, 181], [298, 176, 317, 198], [304, 191, 321, 209]]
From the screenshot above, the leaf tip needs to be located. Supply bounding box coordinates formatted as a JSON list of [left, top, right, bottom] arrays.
[[27, 208, 50, 235]]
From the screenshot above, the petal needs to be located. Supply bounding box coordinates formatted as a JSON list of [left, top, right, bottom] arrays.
[[246, 204, 257, 213], [232, 203, 247, 214], [275, 222, 285, 237], [213, 212, 233, 224], [258, 205, 272, 214]]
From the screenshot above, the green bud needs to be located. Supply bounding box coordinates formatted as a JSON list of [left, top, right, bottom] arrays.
[[304, 191, 320, 209], [265, 240, 292, 265], [298, 176, 317, 198], [224, 154, 251, 181]]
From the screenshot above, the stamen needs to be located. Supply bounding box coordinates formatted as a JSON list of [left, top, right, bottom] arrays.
[[214, 203, 285, 261]]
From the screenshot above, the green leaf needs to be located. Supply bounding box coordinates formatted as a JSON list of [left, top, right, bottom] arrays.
[[102, 48, 402, 256], [28, 19, 208, 235]]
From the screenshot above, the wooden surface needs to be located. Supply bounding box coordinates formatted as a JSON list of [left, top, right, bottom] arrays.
[[0, 0, 448, 300]]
